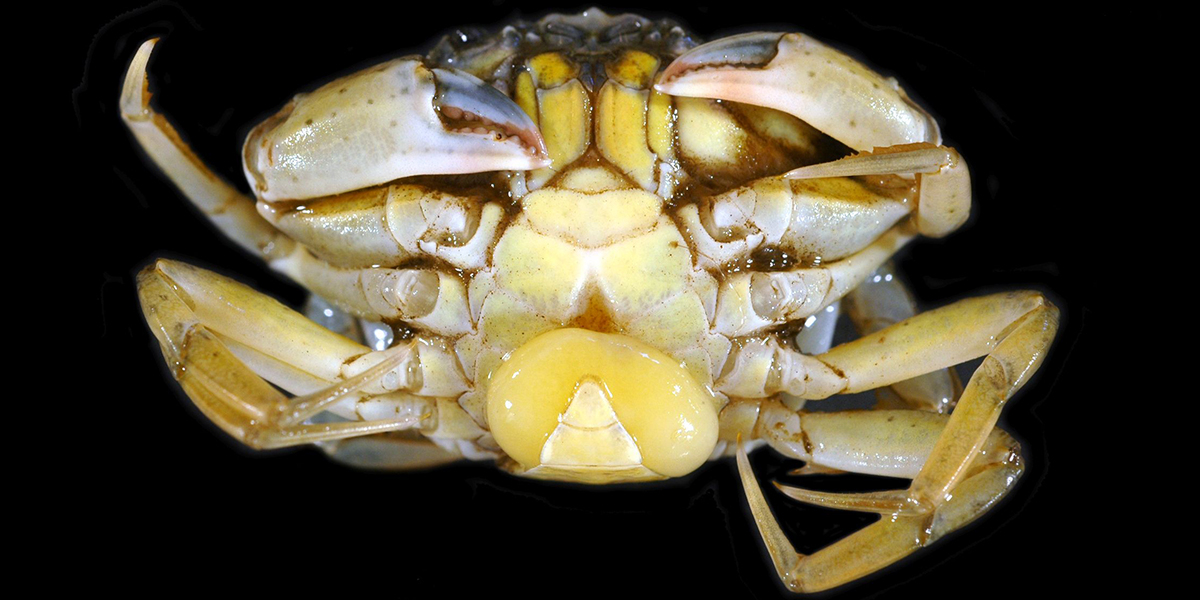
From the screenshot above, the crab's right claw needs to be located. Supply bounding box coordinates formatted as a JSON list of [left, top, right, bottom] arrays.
[[656, 32, 940, 152], [244, 59, 549, 201]]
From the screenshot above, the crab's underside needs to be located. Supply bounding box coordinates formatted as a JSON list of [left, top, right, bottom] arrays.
[[123, 8, 1057, 593]]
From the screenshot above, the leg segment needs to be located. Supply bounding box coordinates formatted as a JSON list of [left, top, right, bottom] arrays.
[[844, 263, 962, 413], [272, 251, 472, 337], [713, 225, 915, 336], [121, 39, 288, 259], [725, 291, 1055, 591], [749, 401, 1019, 478], [676, 174, 912, 271], [784, 292, 1055, 512], [737, 434, 1022, 592], [138, 259, 471, 449], [257, 185, 506, 272], [716, 292, 1054, 416], [715, 336, 848, 400], [317, 432, 460, 471], [784, 144, 970, 238]]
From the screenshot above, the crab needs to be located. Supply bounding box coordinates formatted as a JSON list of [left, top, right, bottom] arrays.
[[121, 8, 1057, 593]]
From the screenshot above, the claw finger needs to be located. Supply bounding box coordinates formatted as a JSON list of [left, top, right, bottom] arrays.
[[244, 59, 549, 201], [431, 67, 548, 157], [656, 32, 938, 152]]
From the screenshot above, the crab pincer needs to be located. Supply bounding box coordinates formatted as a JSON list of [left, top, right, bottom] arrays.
[[244, 59, 549, 202], [657, 32, 970, 237]]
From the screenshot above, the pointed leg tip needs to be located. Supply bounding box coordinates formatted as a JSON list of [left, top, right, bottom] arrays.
[[787, 463, 845, 476], [134, 37, 160, 58], [774, 483, 936, 516], [121, 38, 160, 119]]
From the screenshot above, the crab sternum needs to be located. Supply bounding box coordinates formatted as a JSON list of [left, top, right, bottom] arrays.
[[456, 163, 729, 433]]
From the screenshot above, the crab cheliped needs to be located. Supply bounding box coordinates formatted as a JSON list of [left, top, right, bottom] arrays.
[[125, 9, 1057, 592]]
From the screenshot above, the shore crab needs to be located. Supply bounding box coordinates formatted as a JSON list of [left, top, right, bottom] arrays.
[[117, 7, 1058, 594]]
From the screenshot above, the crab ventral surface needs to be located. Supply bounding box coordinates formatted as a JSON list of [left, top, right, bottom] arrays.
[[126, 8, 1055, 593]]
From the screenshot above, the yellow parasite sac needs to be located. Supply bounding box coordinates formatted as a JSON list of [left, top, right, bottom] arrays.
[[486, 328, 719, 483]]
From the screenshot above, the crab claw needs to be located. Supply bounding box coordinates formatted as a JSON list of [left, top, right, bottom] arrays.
[[244, 59, 548, 201], [656, 32, 939, 151]]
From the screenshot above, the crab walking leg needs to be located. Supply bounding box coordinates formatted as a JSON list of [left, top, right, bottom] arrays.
[[745, 401, 1019, 477], [720, 291, 1054, 401], [713, 224, 916, 337], [144, 259, 470, 396], [736, 436, 1023, 592], [761, 292, 1055, 519], [137, 260, 480, 450], [121, 40, 288, 258], [717, 396, 1017, 472], [318, 433, 461, 470], [138, 261, 437, 449], [677, 174, 913, 271], [716, 335, 848, 400], [270, 250, 472, 337], [256, 186, 506, 272], [144, 260, 366, 386], [723, 292, 1054, 507], [786, 144, 970, 238], [843, 264, 962, 413]]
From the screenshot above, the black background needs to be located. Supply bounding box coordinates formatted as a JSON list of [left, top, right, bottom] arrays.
[[74, 2, 1102, 597]]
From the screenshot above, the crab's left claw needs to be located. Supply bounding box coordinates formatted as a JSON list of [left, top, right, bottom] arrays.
[[784, 144, 971, 237], [244, 59, 549, 201], [656, 32, 939, 150], [657, 32, 969, 237]]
